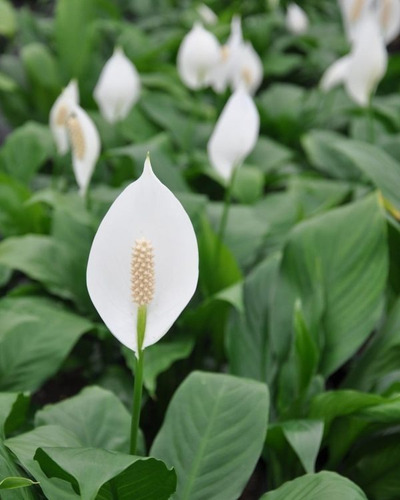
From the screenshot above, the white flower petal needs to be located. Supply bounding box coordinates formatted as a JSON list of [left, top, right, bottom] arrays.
[[207, 87, 260, 181], [86, 158, 199, 354], [345, 14, 387, 106], [320, 55, 352, 91], [338, 0, 373, 42], [67, 105, 101, 196], [231, 41, 263, 95], [177, 22, 221, 90], [378, 0, 400, 44], [49, 79, 79, 155], [94, 47, 141, 124], [286, 3, 309, 35], [197, 3, 218, 25]]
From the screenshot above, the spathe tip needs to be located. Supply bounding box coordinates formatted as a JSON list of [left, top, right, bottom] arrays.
[[144, 152, 153, 174]]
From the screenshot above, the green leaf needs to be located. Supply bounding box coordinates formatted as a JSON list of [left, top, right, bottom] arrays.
[[248, 136, 293, 173], [232, 166, 264, 204], [21, 43, 61, 90], [35, 386, 138, 454], [260, 471, 368, 499], [0, 392, 30, 438], [5, 425, 82, 500], [151, 371, 269, 500], [0, 122, 54, 183], [0, 0, 16, 37], [124, 338, 195, 397], [0, 443, 36, 500], [281, 420, 324, 474], [271, 194, 387, 376], [0, 477, 38, 490], [34, 447, 176, 500], [0, 72, 17, 92], [0, 296, 92, 392]]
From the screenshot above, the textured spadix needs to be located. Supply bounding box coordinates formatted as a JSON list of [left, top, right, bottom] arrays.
[[67, 104, 101, 196], [86, 158, 199, 354], [94, 47, 141, 124], [49, 80, 79, 155], [208, 87, 259, 181]]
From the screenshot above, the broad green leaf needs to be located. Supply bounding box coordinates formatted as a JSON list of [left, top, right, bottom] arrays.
[[0, 477, 38, 490], [34, 447, 176, 500], [5, 425, 82, 500], [0, 296, 92, 392], [35, 386, 140, 454], [0, 0, 16, 37], [0, 444, 35, 500], [232, 166, 264, 204], [151, 371, 269, 500], [21, 43, 61, 90], [0, 392, 30, 438], [271, 194, 387, 376], [260, 471, 368, 499], [0, 122, 54, 184], [248, 136, 293, 173], [226, 254, 280, 383], [124, 339, 195, 396], [281, 420, 324, 474], [0, 72, 17, 92]]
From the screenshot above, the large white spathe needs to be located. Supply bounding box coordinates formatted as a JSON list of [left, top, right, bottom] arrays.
[[177, 22, 220, 90], [378, 0, 400, 44], [286, 3, 309, 35], [49, 80, 79, 155], [231, 41, 263, 95], [86, 158, 199, 354], [207, 87, 260, 181], [94, 47, 141, 124], [67, 104, 101, 196], [321, 13, 387, 106]]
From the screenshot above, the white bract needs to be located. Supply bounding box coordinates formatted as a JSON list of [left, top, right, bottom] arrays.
[[321, 13, 387, 106], [197, 3, 218, 25], [66, 104, 101, 196], [378, 0, 400, 44], [94, 47, 141, 124], [177, 22, 221, 89], [207, 87, 260, 181], [231, 41, 263, 95], [86, 157, 199, 354], [338, 0, 372, 41], [286, 3, 309, 35], [49, 80, 79, 155]]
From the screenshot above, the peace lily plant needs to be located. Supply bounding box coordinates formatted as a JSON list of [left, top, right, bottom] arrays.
[[86, 156, 199, 454], [94, 47, 141, 124]]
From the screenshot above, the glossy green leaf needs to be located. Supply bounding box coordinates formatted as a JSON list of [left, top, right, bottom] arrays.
[[21, 43, 61, 90], [151, 371, 269, 500], [34, 447, 176, 500], [0, 0, 16, 37], [260, 471, 368, 499], [0, 296, 92, 391], [0, 477, 38, 490], [0, 392, 29, 438]]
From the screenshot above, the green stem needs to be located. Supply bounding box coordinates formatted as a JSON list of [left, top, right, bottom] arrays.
[[130, 305, 147, 455], [215, 166, 239, 265], [367, 98, 375, 144]]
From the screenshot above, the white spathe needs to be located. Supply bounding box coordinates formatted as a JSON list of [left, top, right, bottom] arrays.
[[286, 3, 309, 35], [210, 16, 243, 94], [177, 21, 221, 89], [207, 87, 260, 181], [321, 13, 387, 106], [67, 104, 101, 196], [378, 0, 400, 44], [197, 3, 218, 25], [338, 0, 372, 41], [231, 41, 263, 95], [86, 158, 199, 354], [49, 80, 79, 155], [94, 47, 141, 124]]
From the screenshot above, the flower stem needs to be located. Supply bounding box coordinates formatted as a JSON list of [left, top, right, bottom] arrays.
[[215, 166, 239, 265], [130, 305, 147, 455], [367, 98, 375, 144]]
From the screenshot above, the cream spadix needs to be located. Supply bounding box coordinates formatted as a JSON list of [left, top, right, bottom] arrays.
[[207, 87, 260, 181], [66, 104, 101, 196], [86, 158, 199, 354], [94, 47, 141, 124], [49, 79, 79, 155]]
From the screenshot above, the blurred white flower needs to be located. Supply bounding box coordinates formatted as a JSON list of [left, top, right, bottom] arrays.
[[208, 87, 260, 181], [321, 13, 387, 106], [197, 3, 218, 25], [86, 157, 199, 354], [286, 3, 309, 35], [177, 22, 221, 89], [210, 16, 243, 93], [94, 47, 141, 124], [338, 0, 372, 41], [231, 41, 263, 95], [49, 80, 79, 155], [66, 104, 101, 196], [377, 0, 400, 44]]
